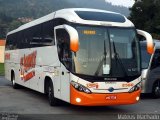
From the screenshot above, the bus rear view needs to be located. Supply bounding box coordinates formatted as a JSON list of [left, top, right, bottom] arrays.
[[5, 8, 154, 106]]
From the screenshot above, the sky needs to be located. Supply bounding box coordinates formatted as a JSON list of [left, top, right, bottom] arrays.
[[105, 0, 135, 7]]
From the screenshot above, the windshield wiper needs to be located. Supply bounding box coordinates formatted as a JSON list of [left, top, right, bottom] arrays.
[[94, 40, 108, 76], [112, 41, 128, 77]]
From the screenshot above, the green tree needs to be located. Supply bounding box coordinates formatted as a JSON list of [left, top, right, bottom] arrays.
[[129, 0, 160, 39], [9, 20, 23, 31]]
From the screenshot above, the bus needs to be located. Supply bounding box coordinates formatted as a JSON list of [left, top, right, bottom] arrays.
[[141, 40, 160, 98], [5, 8, 154, 106]]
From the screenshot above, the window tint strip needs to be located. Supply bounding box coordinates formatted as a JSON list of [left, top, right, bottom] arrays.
[[75, 11, 126, 23]]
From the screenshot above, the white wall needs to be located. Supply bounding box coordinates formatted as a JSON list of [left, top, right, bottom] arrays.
[[0, 46, 5, 63]]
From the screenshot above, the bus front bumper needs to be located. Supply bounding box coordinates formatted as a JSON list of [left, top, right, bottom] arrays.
[[70, 85, 141, 106]]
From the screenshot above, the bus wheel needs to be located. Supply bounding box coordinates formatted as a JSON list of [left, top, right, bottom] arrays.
[[152, 80, 160, 98], [47, 80, 59, 106], [11, 73, 19, 89]]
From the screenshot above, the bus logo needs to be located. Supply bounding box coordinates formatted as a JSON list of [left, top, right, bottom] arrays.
[[122, 83, 134, 87], [5, 53, 10, 60], [87, 83, 99, 89], [20, 51, 37, 81], [108, 87, 114, 92]]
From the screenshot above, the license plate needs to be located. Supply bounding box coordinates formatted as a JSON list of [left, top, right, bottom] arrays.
[[106, 95, 117, 100]]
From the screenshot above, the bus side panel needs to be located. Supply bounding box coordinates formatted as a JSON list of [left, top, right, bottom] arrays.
[[4, 59, 11, 81], [16, 49, 30, 87], [5, 50, 19, 82], [29, 46, 60, 93], [32, 45, 70, 102], [5, 51, 11, 81]]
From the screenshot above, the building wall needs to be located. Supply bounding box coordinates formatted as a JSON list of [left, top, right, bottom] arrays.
[[0, 40, 6, 63]]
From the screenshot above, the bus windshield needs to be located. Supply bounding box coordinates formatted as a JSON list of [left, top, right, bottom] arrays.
[[60, 25, 141, 81], [141, 45, 151, 69]]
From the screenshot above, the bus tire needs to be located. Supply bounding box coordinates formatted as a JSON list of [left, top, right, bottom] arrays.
[[47, 80, 59, 106], [152, 80, 160, 99], [11, 72, 19, 89]]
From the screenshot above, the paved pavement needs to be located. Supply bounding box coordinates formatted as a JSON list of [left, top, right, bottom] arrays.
[[0, 76, 159, 120]]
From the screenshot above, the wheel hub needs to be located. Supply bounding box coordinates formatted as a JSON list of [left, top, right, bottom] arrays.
[[12, 79, 15, 85], [154, 81, 160, 97], [48, 87, 52, 99]]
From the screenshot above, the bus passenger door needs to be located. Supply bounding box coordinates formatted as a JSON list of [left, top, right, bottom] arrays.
[[55, 26, 71, 102], [60, 64, 70, 102]]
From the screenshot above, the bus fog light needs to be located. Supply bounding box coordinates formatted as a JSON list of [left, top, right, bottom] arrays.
[[76, 98, 81, 103], [136, 96, 140, 101]]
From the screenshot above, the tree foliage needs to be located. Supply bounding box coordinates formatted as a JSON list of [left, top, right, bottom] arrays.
[[0, 0, 130, 39], [129, 0, 160, 39]]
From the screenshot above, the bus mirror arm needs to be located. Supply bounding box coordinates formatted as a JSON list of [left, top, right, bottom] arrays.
[[74, 52, 77, 57], [64, 25, 79, 52], [137, 29, 154, 54]]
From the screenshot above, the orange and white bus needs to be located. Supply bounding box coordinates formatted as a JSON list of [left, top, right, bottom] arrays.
[[5, 8, 154, 106]]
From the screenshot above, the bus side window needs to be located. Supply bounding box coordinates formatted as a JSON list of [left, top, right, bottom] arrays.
[[6, 36, 11, 50], [6, 34, 17, 50], [13, 34, 18, 49], [17, 31, 27, 49], [55, 29, 70, 67], [151, 49, 160, 69], [30, 25, 43, 47], [42, 20, 55, 45]]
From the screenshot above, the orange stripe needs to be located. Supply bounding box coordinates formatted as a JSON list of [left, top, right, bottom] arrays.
[[23, 71, 35, 82]]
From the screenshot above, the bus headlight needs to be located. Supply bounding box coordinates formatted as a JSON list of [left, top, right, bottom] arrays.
[[129, 82, 141, 93], [71, 81, 92, 94]]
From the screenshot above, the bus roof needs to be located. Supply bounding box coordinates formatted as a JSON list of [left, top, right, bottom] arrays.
[[7, 8, 134, 35]]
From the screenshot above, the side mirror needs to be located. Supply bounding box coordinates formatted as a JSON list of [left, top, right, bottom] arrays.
[[64, 25, 79, 52], [137, 29, 154, 54]]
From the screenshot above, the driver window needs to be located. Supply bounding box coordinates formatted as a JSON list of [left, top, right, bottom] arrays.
[[151, 49, 160, 69], [55, 29, 70, 67]]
